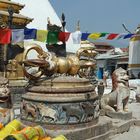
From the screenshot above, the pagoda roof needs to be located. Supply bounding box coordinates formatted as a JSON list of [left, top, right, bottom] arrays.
[[0, 10, 33, 26], [0, 0, 25, 13]]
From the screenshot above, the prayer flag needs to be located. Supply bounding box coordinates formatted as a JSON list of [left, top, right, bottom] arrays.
[[47, 31, 59, 45], [24, 28, 37, 39], [116, 34, 126, 39], [123, 34, 134, 39], [88, 33, 101, 40], [0, 29, 11, 44], [100, 33, 108, 37], [81, 33, 90, 40], [72, 31, 82, 44], [58, 32, 70, 42], [130, 35, 140, 41], [107, 33, 118, 40], [12, 29, 24, 43], [36, 30, 48, 42]]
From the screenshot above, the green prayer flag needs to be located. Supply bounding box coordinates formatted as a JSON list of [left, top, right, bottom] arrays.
[[100, 33, 109, 37], [47, 31, 59, 45]]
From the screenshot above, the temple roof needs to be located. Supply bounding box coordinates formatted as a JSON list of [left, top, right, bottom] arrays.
[[0, 10, 33, 26], [0, 0, 33, 27], [0, 0, 25, 13]]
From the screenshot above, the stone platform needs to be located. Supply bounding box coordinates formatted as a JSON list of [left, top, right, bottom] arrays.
[[22, 117, 112, 140], [15, 103, 140, 140], [106, 111, 132, 120], [110, 102, 140, 140]]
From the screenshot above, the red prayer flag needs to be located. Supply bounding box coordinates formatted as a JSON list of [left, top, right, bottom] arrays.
[[107, 33, 118, 40], [0, 29, 11, 44], [58, 32, 70, 42]]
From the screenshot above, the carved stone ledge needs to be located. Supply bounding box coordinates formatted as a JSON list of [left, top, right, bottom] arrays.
[[106, 111, 132, 120]]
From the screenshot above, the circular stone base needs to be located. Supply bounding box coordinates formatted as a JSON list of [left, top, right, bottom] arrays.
[[21, 118, 112, 140], [21, 76, 99, 125]]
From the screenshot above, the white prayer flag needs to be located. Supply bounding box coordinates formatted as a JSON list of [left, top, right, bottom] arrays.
[[12, 29, 24, 43], [72, 31, 82, 44]]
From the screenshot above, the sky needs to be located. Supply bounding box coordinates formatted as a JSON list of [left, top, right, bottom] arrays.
[[50, 0, 140, 48]]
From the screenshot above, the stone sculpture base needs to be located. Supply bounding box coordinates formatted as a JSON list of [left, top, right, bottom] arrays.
[[21, 76, 99, 125], [20, 76, 102, 139], [106, 111, 132, 120], [9, 79, 27, 118], [22, 117, 112, 140]]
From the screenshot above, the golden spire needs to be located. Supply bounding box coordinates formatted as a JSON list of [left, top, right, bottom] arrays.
[[76, 20, 80, 31]]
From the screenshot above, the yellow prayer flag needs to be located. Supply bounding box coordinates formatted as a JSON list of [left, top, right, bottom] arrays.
[[130, 35, 140, 41], [88, 33, 101, 40], [36, 30, 48, 42]]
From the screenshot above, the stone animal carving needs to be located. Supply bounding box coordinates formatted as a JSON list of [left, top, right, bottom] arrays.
[[7, 59, 18, 78], [81, 101, 99, 121], [0, 77, 14, 124], [101, 67, 130, 113], [94, 101, 100, 118], [62, 105, 83, 123], [0, 78, 10, 97], [37, 103, 57, 122], [22, 101, 37, 119]]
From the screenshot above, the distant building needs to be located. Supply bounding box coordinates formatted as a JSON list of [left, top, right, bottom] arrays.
[[116, 48, 128, 70], [92, 42, 114, 54], [92, 41, 128, 79]]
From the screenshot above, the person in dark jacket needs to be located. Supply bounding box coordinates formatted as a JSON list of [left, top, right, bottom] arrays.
[[97, 81, 105, 108]]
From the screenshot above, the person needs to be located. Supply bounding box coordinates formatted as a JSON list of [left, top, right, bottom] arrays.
[[103, 71, 108, 87], [97, 81, 104, 108], [97, 81, 104, 99]]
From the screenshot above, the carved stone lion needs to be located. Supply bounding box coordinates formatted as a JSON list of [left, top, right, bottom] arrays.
[[0, 77, 14, 125], [0, 77, 10, 99], [101, 67, 130, 113]]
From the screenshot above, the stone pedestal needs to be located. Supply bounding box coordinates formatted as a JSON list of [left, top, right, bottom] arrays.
[[21, 76, 99, 124], [22, 116, 113, 140], [9, 79, 27, 117], [20, 76, 103, 139]]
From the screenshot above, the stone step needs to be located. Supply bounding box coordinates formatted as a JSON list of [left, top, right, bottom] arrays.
[[43, 116, 113, 140]]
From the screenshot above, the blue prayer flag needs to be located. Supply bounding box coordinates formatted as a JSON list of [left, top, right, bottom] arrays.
[[81, 33, 90, 40], [24, 28, 37, 39], [123, 34, 134, 39]]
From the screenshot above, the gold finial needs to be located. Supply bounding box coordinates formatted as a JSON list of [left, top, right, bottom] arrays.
[[76, 20, 80, 31]]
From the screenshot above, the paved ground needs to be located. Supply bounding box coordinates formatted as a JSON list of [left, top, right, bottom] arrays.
[[111, 126, 140, 140], [110, 102, 140, 140]]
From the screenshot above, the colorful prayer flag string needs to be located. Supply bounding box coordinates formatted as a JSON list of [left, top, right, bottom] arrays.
[[0, 28, 135, 45]]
